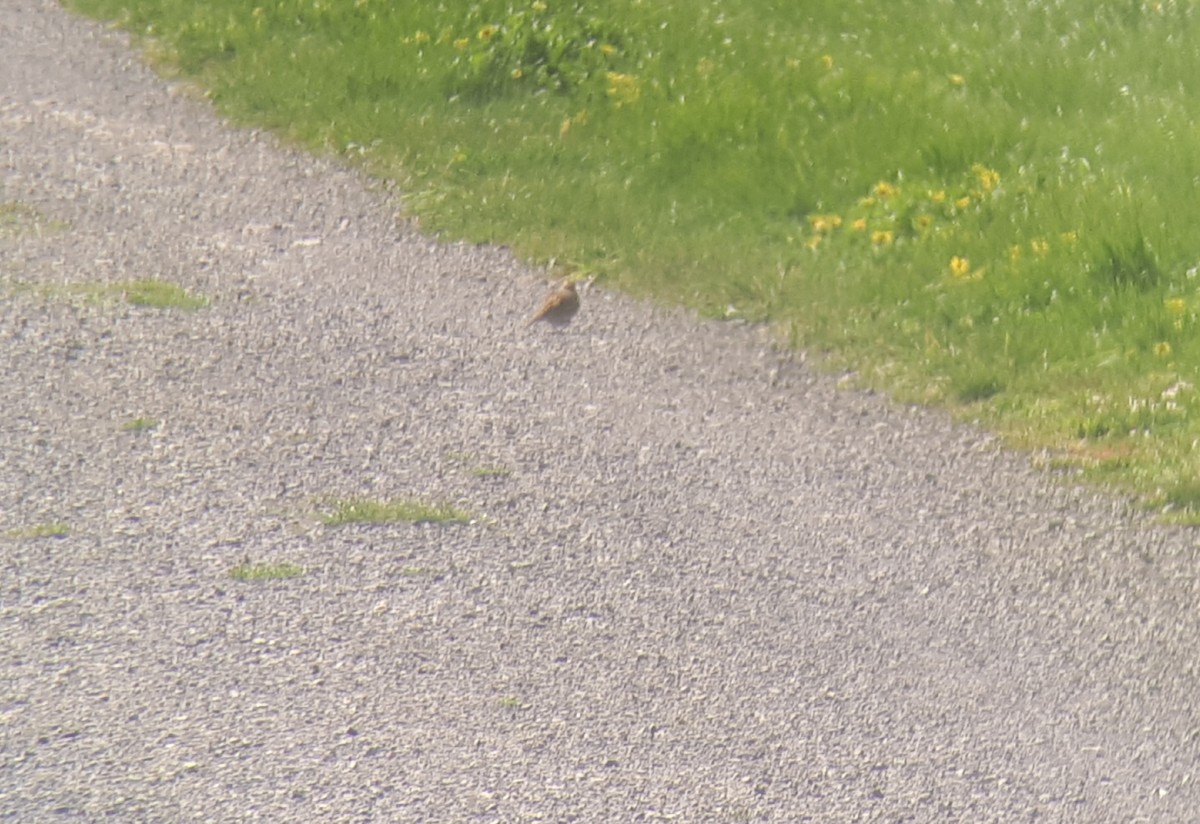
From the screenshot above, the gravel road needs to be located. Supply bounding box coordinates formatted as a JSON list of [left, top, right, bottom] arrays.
[[4, 2, 1200, 821]]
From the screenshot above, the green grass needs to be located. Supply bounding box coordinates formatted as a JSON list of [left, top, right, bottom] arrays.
[[320, 497, 474, 526], [10, 278, 208, 310], [4, 522, 71, 539], [229, 561, 305, 581], [64, 0, 1200, 517], [0, 201, 69, 236], [118, 279, 209, 310], [121, 416, 160, 432]]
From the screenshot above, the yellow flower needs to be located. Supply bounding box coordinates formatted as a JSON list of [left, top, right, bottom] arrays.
[[808, 214, 841, 233], [948, 73, 966, 86], [600, 43, 617, 56], [413, 30, 430, 45], [1031, 239, 1050, 257], [1060, 230, 1078, 246], [559, 116, 572, 138], [955, 195, 972, 209], [532, 0, 548, 10], [478, 24, 498, 41], [929, 189, 946, 204], [1009, 244, 1022, 262], [914, 214, 933, 232], [1154, 341, 1172, 357], [1167, 298, 1187, 316], [806, 235, 823, 251], [821, 54, 834, 70], [972, 164, 1000, 192], [453, 37, 469, 50], [858, 196, 877, 208], [851, 217, 868, 232], [511, 67, 523, 79], [874, 181, 898, 199], [949, 256, 971, 278], [605, 72, 641, 105], [871, 229, 894, 247]]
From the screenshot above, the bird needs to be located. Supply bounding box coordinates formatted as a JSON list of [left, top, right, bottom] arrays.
[[525, 278, 580, 328]]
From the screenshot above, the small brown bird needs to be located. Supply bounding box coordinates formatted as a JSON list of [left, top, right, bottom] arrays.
[[525, 279, 580, 328]]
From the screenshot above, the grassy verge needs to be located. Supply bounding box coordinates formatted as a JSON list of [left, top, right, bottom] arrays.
[[66, 0, 1200, 518]]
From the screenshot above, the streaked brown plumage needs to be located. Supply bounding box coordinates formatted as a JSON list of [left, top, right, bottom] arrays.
[[525, 279, 580, 328]]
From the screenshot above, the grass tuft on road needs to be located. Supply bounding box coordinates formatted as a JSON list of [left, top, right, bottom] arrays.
[[8, 278, 208, 310], [4, 522, 71, 540], [320, 498, 474, 527], [229, 561, 305, 581], [0, 201, 69, 236], [65, 0, 1200, 517]]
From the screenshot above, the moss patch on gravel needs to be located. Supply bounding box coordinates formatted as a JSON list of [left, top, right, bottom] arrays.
[[229, 561, 306, 581], [117, 279, 209, 309], [320, 498, 474, 526], [10, 278, 209, 310], [4, 522, 71, 539], [121, 416, 160, 432], [0, 201, 69, 236]]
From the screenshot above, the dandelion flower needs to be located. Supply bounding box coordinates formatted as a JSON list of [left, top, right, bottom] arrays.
[[511, 67, 523, 79], [950, 256, 971, 278], [821, 54, 835, 70], [600, 43, 618, 56], [972, 164, 1000, 192], [1009, 244, 1022, 262], [955, 195, 972, 209], [453, 37, 469, 50], [914, 214, 933, 232], [478, 24, 498, 41], [851, 217, 868, 232], [605, 72, 641, 105], [1167, 298, 1187, 328], [413, 30, 430, 45], [949, 73, 966, 86], [806, 235, 823, 251], [808, 214, 841, 233], [930, 189, 946, 204], [1154, 341, 1172, 357], [871, 229, 894, 247], [874, 181, 898, 199], [1031, 239, 1050, 257]]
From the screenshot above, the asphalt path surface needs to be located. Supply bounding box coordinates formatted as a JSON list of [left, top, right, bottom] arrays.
[[3, 2, 1200, 821]]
